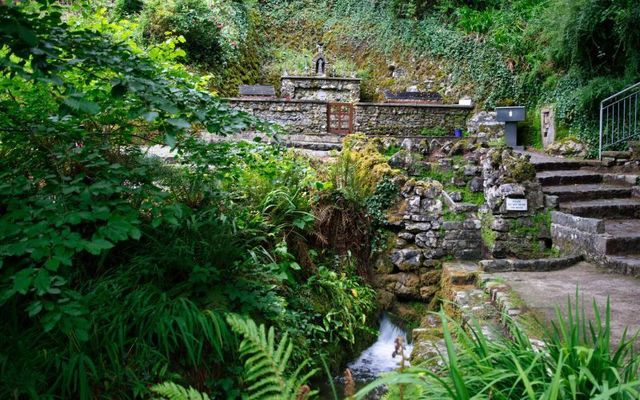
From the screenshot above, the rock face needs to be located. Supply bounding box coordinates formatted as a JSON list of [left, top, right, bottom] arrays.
[[545, 137, 589, 158]]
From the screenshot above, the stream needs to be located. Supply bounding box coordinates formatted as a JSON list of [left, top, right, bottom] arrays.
[[320, 313, 413, 399]]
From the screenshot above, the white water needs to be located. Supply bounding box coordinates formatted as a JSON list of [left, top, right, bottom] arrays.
[[347, 314, 414, 382]]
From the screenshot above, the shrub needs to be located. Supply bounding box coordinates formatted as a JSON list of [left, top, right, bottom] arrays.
[[139, 0, 244, 66], [327, 134, 396, 204]]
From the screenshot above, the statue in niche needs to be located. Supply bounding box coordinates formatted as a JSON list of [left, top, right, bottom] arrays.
[[315, 58, 325, 75], [312, 43, 328, 77]]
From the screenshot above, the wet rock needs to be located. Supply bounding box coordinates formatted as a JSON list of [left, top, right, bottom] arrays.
[[390, 273, 421, 300], [376, 289, 396, 310]]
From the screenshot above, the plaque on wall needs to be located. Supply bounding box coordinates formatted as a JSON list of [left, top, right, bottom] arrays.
[[505, 198, 528, 211]]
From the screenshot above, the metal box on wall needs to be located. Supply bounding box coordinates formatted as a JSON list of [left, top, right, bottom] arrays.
[[496, 106, 526, 122]]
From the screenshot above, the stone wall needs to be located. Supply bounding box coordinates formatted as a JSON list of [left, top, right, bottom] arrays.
[[356, 103, 471, 136], [280, 76, 361, 103], [227, 99, 328, 135], [481, 148, 550, 258], [226, 98, 473, 136], [375, 179, 482, 306]]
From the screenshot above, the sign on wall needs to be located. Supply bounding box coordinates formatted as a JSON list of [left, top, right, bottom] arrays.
[[505, 198, 528, 211]]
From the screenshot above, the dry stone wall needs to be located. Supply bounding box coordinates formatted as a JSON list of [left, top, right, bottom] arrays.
[[226, 98, 472, 136], [355, 103, 470, 136], [375, 179, 482, 306], [227, 99, 327, 135]]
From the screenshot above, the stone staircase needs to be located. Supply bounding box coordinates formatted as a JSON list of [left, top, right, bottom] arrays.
[[527, 152, 640, 275]]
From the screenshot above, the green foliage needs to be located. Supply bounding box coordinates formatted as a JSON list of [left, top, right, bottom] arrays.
[[0, 2, 376, 398], [358, 298, 640, 399], [151, 382, 211, 400], [328, 135, 396, 204], [139, 0, 250, 67], [480, 211, 496, 249], [226, 314, 318, 399], [420, 126, 449, 136], [545, 0, 640, 78], [112, 0, 144, 18]]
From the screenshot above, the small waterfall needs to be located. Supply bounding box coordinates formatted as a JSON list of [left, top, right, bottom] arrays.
[[346, 314, 413, 382]]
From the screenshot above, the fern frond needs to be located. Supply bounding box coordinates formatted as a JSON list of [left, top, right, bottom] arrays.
[[150, 382, 210, 400], [226, 314, 319, 400]]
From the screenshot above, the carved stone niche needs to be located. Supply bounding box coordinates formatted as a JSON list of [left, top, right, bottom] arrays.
[[312, 43, 328, 77], [541, 106, 555, 148]]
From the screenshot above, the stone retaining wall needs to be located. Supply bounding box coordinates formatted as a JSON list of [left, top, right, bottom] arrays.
[[226, 98, 472, 136], [375, 179, 482, 306], [355, 103, 471, 136]]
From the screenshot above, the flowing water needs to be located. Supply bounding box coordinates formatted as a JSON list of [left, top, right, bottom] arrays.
[[320, 313, 413, 399]]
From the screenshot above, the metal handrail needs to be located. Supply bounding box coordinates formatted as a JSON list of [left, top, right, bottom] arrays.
[[599, 82, 640, 159]]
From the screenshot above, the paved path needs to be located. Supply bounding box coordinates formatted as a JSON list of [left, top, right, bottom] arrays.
[[489, 262, 640, 346]]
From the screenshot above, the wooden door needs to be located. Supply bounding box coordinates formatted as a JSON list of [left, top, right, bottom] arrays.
[[327, 103, 354, 134]]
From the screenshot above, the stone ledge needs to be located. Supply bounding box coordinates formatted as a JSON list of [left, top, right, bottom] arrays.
[[602, 173, 640, 186], [477, 274, 545, 349], [357, 102, 474, 110], [551, 211, 604, 234], [479, 254, 584, 273], [441, 191, 479, 213]]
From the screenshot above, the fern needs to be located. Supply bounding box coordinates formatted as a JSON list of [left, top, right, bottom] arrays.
[[150, 382, 210, 400], [226, 314, 318, 400]]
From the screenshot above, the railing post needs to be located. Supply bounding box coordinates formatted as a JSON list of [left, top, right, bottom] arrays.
[[599, 100, 603, 160]]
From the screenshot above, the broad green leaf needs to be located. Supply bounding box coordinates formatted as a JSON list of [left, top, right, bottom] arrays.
[[167, 118, 191, 129], [13, 268, 34, 294], [33, 269, 51, 294], [84, 239, 114, 255], [142, 111, 159, 121]]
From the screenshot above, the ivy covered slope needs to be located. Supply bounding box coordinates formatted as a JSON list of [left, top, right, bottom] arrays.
[[0, 2, 380, 399], [130, 0, 640, 152], [260, 0, 640, 151]]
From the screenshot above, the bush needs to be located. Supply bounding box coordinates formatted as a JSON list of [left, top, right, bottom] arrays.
[[140, 0, 238, 66], [112, 0, 144, 18]]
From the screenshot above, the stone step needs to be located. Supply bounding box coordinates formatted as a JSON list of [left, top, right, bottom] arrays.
[[533, 160, 598, 172], [542, 184, 632, 202], [604, 255, 640, 276], [537, 170, 603, 186], [282, 140, 342, 151], [521, 150, 599, 172], [560, 198, 640, 219], [601, 150, 632, 160], [604, 220, 640, 255]]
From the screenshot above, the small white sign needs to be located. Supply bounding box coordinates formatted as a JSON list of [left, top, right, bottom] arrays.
[[506, 198, 528, 211]]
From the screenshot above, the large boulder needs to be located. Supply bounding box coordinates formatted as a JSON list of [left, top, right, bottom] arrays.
[[545, 137, 589, 158]]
